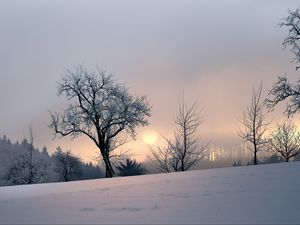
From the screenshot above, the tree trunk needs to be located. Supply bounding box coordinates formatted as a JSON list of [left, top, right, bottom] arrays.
[[98, 142, 115, 178], [102, 152, 114, 178], [253, 142, 257, 165], [64, 172, 68, 181], [254, 152, 257, 165], [64, 166, 69, 181]]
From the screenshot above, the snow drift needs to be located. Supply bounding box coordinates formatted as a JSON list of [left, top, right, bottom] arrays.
[[0, 162, 300, 224]]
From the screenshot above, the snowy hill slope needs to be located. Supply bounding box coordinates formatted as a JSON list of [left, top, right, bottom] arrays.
[[0, 162, 300, 224]]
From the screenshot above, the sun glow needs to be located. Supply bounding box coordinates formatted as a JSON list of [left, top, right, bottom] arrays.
[[142, 129, 158, 145]]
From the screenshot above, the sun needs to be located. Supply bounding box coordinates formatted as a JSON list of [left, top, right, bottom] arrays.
[[142, 129, 158, 145]]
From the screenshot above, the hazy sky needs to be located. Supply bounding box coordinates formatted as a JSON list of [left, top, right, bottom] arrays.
[[0, 0, 299, 162]]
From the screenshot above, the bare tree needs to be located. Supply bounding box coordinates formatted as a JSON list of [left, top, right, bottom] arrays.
[[269, 120, 300, 162], [238, 84, 269, 165], [14, 126, 35, 184], [27, 126, 34, 184], [150, 98, 206, 172], [50, 66, 151, 178], [175, 98, 207, 171], [52, 147, 82, 181], [267, 8, 300, 115]]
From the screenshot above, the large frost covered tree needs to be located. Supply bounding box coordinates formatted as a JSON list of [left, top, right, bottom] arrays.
[[268, 8, 300, 116], [50, 66, 151, 177]]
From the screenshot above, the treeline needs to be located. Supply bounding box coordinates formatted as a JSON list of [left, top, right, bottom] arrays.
[[232, 153, 300, 167], [0, 135, 104, 186]]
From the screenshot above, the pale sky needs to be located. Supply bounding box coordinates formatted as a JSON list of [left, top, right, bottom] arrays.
[[0, 0, 300, 162]]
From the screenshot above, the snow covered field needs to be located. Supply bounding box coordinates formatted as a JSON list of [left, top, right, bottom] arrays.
[[0, 162, 299, 224]]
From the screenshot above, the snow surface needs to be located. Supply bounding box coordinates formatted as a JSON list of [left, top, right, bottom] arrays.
[[0, 162, 300, 224]]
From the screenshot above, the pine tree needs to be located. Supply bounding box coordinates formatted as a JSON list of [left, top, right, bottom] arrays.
[[116, 158, 146, 176]]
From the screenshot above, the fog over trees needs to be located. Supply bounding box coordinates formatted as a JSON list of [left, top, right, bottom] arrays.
[[0, 135, 104, 186]]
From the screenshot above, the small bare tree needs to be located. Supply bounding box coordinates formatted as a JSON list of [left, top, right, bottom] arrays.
[[150, 98, 206, 172], [267, 8, 300, 115], [269, 121, 300, 162], [50, 65, 151, 178], [52, 147, 82, 181], [15, 126, 35, 184], [27, 126, 34, 184], [238, 84, 269, 165]]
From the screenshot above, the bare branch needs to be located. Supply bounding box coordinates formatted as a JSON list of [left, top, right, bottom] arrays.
[[267, 8, 300, 116], [279, 8, 300, 69]]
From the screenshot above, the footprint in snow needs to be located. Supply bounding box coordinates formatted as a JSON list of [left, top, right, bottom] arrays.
[[97, 187, 110, 192], [105, 207, 142, 212], [80, 207, 96, 212]]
